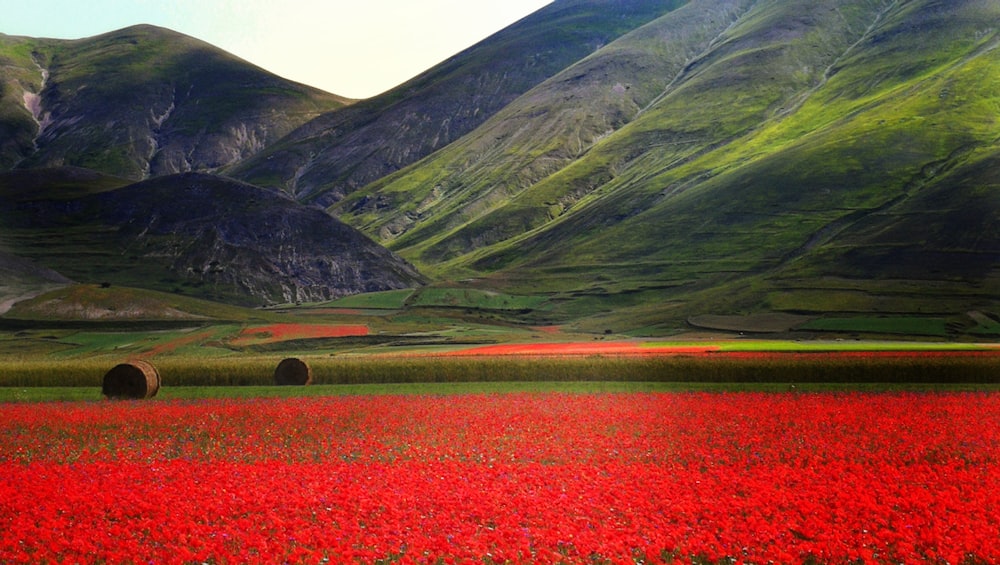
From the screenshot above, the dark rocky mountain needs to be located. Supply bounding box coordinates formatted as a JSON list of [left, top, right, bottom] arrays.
[[0, 25, 349, 180], [0, 27, 418, 308], [0, 172, 424, 305]]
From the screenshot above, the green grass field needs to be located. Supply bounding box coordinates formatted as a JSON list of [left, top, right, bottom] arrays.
[[7, 380, 1000, 402], [321, 289, 415, 309], [798, 317, 953, 337]]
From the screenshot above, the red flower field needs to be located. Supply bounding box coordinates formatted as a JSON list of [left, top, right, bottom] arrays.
[[231, 323, 369, 346], [2, 393, 999, 564]]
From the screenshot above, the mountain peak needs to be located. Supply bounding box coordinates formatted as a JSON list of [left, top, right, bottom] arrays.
[[0, 24, 349, 178]]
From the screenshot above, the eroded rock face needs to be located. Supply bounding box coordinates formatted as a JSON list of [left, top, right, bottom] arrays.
[[0, 250, 72, 315], [146, 120, 273, 177]]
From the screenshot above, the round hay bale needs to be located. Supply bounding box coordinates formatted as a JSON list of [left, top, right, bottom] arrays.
[[274, 357, 312, 386], [102, 360, 160, 399]]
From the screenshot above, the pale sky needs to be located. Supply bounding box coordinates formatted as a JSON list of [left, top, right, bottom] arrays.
[[0, 0, 554, 99]]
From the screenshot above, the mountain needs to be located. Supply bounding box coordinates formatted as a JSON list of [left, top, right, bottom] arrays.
[[0, 25, 349, 180], [328, 0, 1000, 331], [228, 0, 685, 206], [0, 26, 421, 309], [336, 0, 760, 258], [0, 171, 424, 306], [1, 0, 997, 335]]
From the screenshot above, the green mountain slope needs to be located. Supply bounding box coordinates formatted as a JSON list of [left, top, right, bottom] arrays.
[[331, 0, 999, 330], [0, 166, 131, 200], [0, 25, 349, 179], [334, 0, 762, 257], [229, 0, 685, 206], [0, 34, 44, 169], [4, 283, 266, 322]]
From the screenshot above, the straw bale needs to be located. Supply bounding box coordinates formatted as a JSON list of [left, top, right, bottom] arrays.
[[274, 357, 312, 386], [102, 360, 160, 399]]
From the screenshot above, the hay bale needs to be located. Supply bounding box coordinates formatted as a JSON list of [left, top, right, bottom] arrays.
[[274, 357, 312, 386], [102, 360, 160, 399]]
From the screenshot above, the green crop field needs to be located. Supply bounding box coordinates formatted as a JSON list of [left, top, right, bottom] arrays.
[[2, 341, 998, 404], [8, 379, 1000, 403], [323, 289, 415, 309], [407, 288, 548, 311], [798, 317, 953, 337]]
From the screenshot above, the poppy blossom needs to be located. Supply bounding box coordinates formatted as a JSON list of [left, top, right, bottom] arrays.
[[1, 393, 998, 563]]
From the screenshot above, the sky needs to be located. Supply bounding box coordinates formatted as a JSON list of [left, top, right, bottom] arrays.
[[1, 0, 554, 99]]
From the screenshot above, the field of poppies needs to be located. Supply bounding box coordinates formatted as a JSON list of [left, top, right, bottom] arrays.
[[3, 392, 1000, 564], [230, 323, 370, 347]]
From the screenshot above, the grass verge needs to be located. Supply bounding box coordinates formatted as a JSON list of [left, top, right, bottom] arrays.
[[6, 380, 1000, 402]]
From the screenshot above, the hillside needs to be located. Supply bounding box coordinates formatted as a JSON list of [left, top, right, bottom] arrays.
[[228, 0, 684, 206], [2, 283, 265, 322], [0, 250, 71, 315], [330, 0, 1000, 332], [336, 0, 759, 255], [0, 172, 425, 306], [0, 25, 349, 180]]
